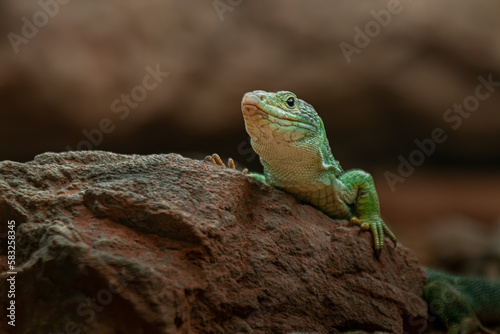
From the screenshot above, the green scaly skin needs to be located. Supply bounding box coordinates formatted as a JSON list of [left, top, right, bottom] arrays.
[[206, 90, 500, 334], [241, 90, 396, 258], [424, 268, 500, 334]]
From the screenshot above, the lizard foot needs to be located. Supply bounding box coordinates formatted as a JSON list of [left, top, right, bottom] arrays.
[[204, 153, 248, 174], [447, 317, 496, 334], [350, 216, 397, 259]]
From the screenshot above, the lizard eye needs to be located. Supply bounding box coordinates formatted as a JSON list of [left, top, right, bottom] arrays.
[[286, 97, 295, 108]]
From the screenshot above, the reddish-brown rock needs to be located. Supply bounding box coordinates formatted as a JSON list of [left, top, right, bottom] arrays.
[[0, 151, 427, 333]]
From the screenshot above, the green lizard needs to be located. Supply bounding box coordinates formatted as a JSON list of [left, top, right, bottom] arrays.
[[205, 90, 500, 334]]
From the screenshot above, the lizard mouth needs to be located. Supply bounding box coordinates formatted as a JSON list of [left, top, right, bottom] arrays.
[[241, 94, 316, 132]]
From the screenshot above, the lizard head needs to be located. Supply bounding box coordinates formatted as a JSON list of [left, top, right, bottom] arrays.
[[241, 90, 320, 142], [241, 90, 331, 162]]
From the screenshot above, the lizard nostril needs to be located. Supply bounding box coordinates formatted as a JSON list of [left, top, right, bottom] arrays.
[[252, 90, 267, 101]]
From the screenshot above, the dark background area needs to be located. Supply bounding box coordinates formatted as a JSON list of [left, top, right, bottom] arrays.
[[1, 0, 499, 269]]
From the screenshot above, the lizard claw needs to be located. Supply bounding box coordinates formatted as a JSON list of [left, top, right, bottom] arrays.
[[350, 217, 370, 235], [350, 216, 397, 259], [204, 153, 225, 166], [204, 153, 248, 174], [228, 157, 235, 169]]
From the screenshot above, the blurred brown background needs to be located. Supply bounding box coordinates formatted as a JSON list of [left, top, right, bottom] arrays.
[[1, 0, 499, 269]]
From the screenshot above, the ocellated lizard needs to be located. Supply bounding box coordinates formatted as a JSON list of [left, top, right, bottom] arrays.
[[205, 90, 500, 334]]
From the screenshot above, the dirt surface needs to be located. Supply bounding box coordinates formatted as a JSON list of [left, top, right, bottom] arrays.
[[0, 151, 427, 333]]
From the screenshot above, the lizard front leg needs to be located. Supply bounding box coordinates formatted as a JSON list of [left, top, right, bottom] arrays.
[[338, 169, 397, 258]]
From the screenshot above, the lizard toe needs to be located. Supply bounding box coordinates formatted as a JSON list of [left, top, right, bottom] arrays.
[[350, 216, 397, 258], [383, 224, 397, 247], [211, 153, 225, 167], [228, 157, 236, 169], [205, 153, 250, 175], [204, 155, 216, 164], [205, 153, 226, 167]]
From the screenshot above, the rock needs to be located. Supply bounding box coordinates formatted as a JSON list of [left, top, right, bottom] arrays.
[[0, 151, 427, 333]]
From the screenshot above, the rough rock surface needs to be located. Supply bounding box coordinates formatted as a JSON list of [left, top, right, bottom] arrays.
[[0, 151, 427, 334]]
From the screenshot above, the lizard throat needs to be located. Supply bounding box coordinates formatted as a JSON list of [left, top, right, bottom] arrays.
[[241, 104, 316, 144]]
